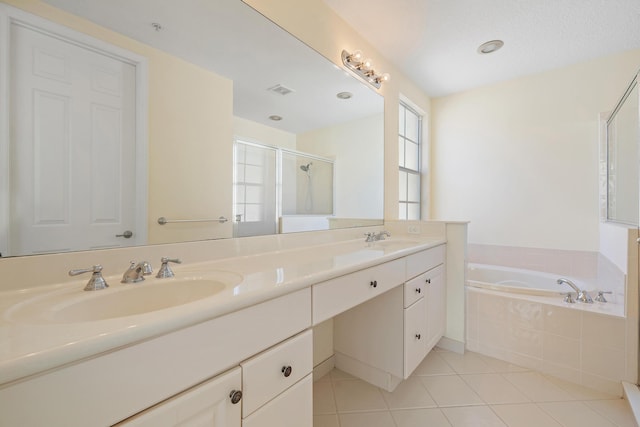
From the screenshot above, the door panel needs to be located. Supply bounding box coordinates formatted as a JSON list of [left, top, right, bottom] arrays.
[[9, 22, 139, 255]]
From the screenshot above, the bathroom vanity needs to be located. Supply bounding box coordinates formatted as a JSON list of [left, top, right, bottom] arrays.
[[0, 236, 448, 426]]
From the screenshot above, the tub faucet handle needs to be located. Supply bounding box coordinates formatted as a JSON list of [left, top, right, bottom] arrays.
[[595, 290, 613, 303], [562, 292, 575, 304]]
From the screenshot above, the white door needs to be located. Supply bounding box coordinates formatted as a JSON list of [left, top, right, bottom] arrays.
[[9, 22, 139, 256]]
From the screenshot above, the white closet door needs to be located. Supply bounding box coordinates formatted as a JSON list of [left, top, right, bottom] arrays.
[[9, 22, 138, 255]]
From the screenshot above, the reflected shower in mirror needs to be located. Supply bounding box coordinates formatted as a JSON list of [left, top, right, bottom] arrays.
[[0, 0, 383, 257]]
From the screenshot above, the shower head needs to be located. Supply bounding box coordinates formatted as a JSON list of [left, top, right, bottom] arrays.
[[300, 162, 312, 172]]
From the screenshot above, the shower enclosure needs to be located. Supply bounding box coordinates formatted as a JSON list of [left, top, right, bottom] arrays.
[[281, 151, 334, 216], [233, 141, 334, 236]]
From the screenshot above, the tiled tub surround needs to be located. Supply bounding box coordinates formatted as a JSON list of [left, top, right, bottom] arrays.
[[467, 287, 631, 396], [0, 223, 462, 426], [467, 242, 636, 397]]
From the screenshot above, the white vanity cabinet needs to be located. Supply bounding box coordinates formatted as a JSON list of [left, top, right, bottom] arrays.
[[0, 288, 311, 427], [115, 367, 242, 427], [333, 244, 446, 392]]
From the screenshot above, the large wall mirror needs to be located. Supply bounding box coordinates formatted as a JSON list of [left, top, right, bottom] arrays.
[[0, 0, 384, 258], [606, 72, 638, 226]]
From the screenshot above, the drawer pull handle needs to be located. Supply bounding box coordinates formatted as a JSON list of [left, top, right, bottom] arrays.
[[229, 390, 243, 404], [415, 287, 422, 294], [415, 334, 422, 340], [425, 278, 431, 284], [282, 365, 293, 377], [370, 280, 378, 288]]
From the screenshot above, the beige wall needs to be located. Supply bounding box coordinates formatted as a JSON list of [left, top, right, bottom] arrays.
[[244, 0, 432, 221], [298, 113, 384, 219], [3, 0, 235, 244], [233, 116, 297, 150], [432, 49, 640, 251]]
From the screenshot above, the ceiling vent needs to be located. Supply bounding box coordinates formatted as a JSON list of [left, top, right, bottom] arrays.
[[267, 84, 295, 96]]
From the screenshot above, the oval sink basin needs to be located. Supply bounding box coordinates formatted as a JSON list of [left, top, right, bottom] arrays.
[[6, 272, 242, 324]]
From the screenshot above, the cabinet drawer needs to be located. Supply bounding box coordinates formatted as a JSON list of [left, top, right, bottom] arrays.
[[404, 272, 427, 308], [115, 367, 241, 426], [313, 258, 405, 324], [241, 329, 312, 417], [406, 245, 445, 280], [242, 374, 312, 427]]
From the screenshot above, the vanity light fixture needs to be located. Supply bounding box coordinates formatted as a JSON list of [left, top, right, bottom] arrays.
[[477, 40, 504, 54], [341, 49, 390, 89]]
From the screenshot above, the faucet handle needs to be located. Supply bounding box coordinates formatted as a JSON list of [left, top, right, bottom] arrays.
[[156, 257, 182, 278], [69, 265, 109, 291], [562, 292, 575, 304], [595, 290, 613, 303]]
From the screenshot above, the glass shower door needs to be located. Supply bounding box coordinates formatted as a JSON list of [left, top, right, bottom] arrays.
[[233, 141, 277, 237]]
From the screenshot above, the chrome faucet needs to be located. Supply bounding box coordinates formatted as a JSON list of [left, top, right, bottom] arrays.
[[365, 231, 391, 242], [557, 278, 593, 303], [121, 261, 153, 283], [375, 231, 391, 241]]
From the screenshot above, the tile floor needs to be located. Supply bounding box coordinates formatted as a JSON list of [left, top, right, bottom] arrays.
[[313, 348, 638, 427]]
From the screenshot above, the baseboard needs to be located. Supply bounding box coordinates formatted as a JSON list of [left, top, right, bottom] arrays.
[[334, 351, 402, 392], [313, 355, 335, 381], [622, 381, 640, 426], [437, 336, 465, 354]]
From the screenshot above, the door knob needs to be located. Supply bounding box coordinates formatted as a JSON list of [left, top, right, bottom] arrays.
[[116, 230, 133, 238]]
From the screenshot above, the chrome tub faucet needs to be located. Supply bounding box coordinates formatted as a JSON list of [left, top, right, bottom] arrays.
[[557, 278, 593, 303]]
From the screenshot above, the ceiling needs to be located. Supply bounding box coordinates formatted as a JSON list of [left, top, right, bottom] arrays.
[[323, 0, 640, 97]]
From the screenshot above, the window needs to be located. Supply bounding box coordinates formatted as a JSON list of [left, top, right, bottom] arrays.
[[398, 102, 422, 220], [233, 141, 278, 236]]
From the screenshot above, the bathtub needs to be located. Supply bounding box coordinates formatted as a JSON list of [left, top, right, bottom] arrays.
[[465, 263, 627, 396], [466, 263, 593, 297]]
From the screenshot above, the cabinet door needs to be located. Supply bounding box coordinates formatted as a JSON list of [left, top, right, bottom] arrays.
[[425, 265, 446, 351], [115, 367, 241, 427], [404, 298, 427, 378], [242, 374, 312, 427]]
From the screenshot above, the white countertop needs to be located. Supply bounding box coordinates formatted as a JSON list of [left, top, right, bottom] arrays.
[[0, 237, 445, 385]]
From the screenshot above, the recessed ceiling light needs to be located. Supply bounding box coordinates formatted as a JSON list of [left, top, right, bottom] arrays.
[[269, 115, 282, 121], [336, 92, 353, 100], [477, 40, 504, 54]]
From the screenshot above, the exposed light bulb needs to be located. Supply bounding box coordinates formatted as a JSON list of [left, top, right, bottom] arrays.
[[361, 58, 373, 70], [378, 73, 390, 83], [348, 50, 363, 63]]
